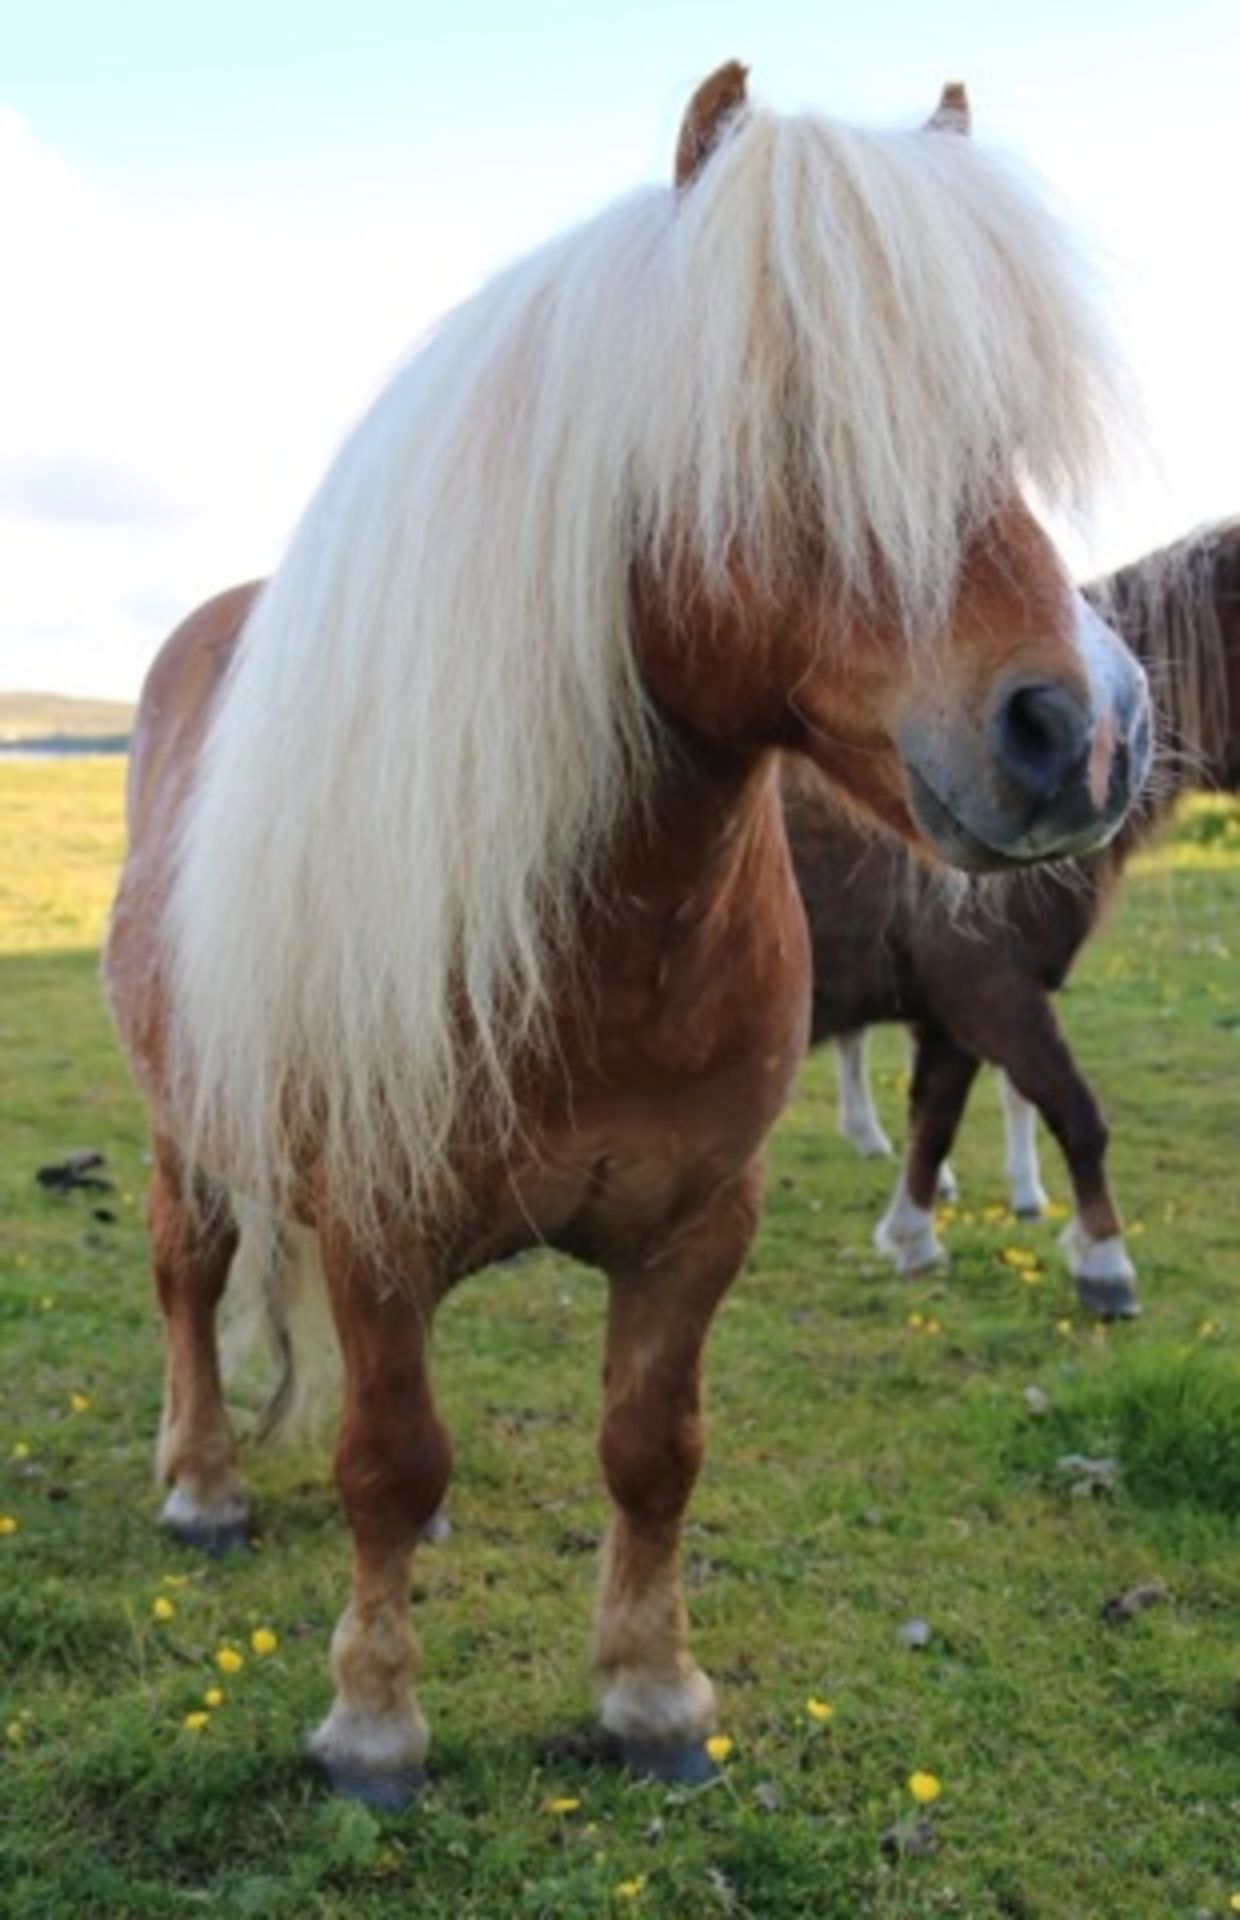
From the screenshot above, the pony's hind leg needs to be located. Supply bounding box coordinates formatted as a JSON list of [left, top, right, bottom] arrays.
[[996, 1001, 1138, 1318], [308, 1217, 452, 1809], [594, 1163, 761, 1785], [834, 1030, 893, 1158], [998, 1073, 1049, 1218], [875, 1023, 979, 1275], [150, 1133, 250, 1553]]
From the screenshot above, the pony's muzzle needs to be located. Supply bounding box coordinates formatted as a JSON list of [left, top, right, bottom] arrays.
[[985, 648, 1152, 852], [900, 618, 1152, 871]]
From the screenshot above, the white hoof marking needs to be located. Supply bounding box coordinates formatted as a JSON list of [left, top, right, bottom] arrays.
[[160, 1483, 250, 1533], [875, 1178, 947, 1276], [1060, 1220, 1136, 1285], [598, 1667, 716, 1745]]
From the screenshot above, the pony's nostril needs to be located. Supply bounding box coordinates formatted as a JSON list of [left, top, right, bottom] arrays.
[[990, 681, 1091, 803]]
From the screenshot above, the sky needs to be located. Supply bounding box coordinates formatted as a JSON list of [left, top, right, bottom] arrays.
[[2, 0, 1238, 700]]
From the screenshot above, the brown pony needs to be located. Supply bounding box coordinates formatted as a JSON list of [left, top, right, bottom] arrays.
[[104, 66, 1149, 1805], [788, 519, 1239, 1316]]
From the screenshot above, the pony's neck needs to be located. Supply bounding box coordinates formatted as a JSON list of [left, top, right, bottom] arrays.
[[612, 725, 784, 913]]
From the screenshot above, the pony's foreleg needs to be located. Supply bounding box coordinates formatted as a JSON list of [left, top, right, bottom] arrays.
[[998, 1073, 1049, 1218], [308, 1221, 452, 1809], [150, 1133, 250, 1552], [593, 1162, 761, 1784], [874, 1024, 978, 1275], [998, 1002, 1137, 1318], [834, 1029, 893, 1157]]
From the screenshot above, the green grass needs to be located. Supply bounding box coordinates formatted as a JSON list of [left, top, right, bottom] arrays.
[[2, 760, 1239, 1918]]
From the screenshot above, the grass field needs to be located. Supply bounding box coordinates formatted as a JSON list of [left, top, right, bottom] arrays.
[[2, 759, 1239, 1919]]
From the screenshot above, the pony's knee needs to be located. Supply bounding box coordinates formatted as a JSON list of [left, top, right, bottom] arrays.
[[336, 1412, 454, 1545], [600, 1400, 703, 1524]]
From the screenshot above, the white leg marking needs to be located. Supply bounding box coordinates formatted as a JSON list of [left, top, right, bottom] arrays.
[[835, 1030, 893, 1158], [1000, 1074, 1049, 1217], [1060, 1219, 1136, 1286], [160, 1482, 250, 1533], [874, 1174, 947, 1275], [936, 1160, 959, 1202], [598, 1667, 716, 1746], [309, 1700, 430, 1775], [420, 1502, 451, 1545]]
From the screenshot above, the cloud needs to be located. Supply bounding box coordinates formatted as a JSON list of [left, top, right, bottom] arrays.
[[0, 454, 189, 529]]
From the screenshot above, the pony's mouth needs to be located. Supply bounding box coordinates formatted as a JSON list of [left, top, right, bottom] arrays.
[[904, 761, 1123, 873]]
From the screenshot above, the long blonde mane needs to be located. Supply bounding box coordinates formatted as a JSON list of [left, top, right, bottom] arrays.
[[166, 95, 1126, 1234]]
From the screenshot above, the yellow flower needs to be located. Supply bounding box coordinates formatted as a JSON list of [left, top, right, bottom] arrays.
[[69, 1392, 90, 1415], [183, 1711, 210, 1732], [162, 1573, 189, 1588], [1021, 1268, 1044, 1285], [152, 1596, 175, 1622], [542, 1795, 581, 1815], [908, 1770, 942, 1804], [982, 1204, 1007, 1223], [1229, 1895, 1240, 1914], [806, 1697, 834, 1722], [924, 1318, 942, 1337], [1055, 1319, 1074, 1338], [214, 1647, 244, 1675], [0, 1516, 18, 1537], [1001, 1247, 1037, 1271], [907, 1312, 924, 1330], [705, 1734, 734, 1764], [1199, 1319, 1220, 1339], [203, 1688, 224, 1709], [615, 1876, 646, 1899], [250, 1627, 278, 1656], [40, 1296, 54, 1312], [5, 1720, 25, 1745], [11, 1442, 30, 1461], [1045, 1201, 1070, 1222]]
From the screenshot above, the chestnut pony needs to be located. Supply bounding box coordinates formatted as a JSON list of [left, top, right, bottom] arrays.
[[104, 66, 1150, 1803], [797, 517, 1239, 1314]]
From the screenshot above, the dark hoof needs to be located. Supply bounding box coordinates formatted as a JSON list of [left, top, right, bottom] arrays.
[[1014, 1206, 1044, 1221], [1075, 1275, 1140, 1320], [164, 1516, 252, 1558], [318, 1760, 428, 1811], [617, 1738, 718, 1786]]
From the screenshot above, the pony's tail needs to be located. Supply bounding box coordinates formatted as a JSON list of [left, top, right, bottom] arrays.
[[218, 1202, 342, 1446]]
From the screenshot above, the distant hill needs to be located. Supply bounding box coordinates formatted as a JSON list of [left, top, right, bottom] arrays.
[[0, 692, 134, 748]]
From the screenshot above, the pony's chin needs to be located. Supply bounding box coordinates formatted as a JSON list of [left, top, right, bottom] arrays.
[[903, 763, 1119, 874]]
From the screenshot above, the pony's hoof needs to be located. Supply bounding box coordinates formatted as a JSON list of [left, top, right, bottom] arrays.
[[874, 1221, 946, 1277], [617, 1738, 717, 1786], [1074, 1273, 1141, 1320], [166, 1516, 252, 1557], [317, 1759, 428, 1810], [159, 1487, 251, 1557], [1060, 1223, 1138, 1319]]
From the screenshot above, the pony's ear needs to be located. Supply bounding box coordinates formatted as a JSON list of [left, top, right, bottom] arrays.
[[926, 80, 971, 135], [675, 61, 750, 188]]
